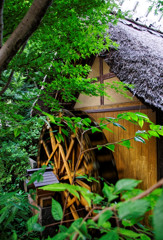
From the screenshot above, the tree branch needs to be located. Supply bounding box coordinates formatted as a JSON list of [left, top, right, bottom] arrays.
[[0, 0, 4, 48], [73, 178, 163, 240], [0, 69, 14, 96], [0, 0, 53, 71], [92, 178, 163, 222]]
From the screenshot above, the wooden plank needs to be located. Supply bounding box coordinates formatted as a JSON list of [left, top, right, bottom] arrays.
[[88, 108, 157, 190], [40, 196, 52, 208]]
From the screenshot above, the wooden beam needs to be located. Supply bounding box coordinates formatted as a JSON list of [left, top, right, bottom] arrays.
[[97, 72, 116, 81], [91, 72, 116, 83], [85, 105, 149, 113], [99, 57, 104, 105]]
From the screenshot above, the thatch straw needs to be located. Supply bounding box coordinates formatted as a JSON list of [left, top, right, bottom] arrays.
[[104, 19, 163, 111]]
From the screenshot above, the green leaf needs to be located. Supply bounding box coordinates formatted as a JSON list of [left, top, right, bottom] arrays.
[[82, 119, 91, 126], [126, 112, 138, 122], [97, 145, 103, 150], [101, 125, 113, 133], [149, 124, 161, 131], [102, 183, 118, 202], [148, 130, 160, 138], [87, 219, 98, 229], [135, 112, 149, 121], [134, 136, 145, 143], [61, 128, 69, 137], [51, 199, 63, 221], [157, 129, 163, 136], [105, 144, 115, 152], [40, 183, 83, 199], [122, 189, 143, 201], [27, 214, 39, 232], [91, 127, 102, 133], [138, 119, 144, 128], [68, 188, 80, 199], [99, 230, 119, 240], [98, 210, 113, 227], [100, 221, 111, 232], [122, 219, 137, 227], [59, 225, 68, 233], [14, 128, 21, 137], [92, 194, 104, 204], [115, 179, 142, 193], [140, 235, 151, 240], [119, 228, 141, 238], [68, 218, 83, 234], [118, 199, 150, 220], [52, 233, 68, 240], [153, 192, 163, 240], [118, 140, 131, 149], [113, 122, 126, 130], [32, 223, 45, 232], [0, 206, 8, 224], [12, 231, 17, 240], [79, 221, 88, 237]]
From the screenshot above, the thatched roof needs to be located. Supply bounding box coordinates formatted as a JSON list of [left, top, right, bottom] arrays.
[[104, 19, 163, 111]]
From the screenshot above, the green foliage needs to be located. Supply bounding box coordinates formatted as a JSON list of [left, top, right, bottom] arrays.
[[27, 213, 44, 232], [153, 192, 163, 240], [46, 178, 162, 240], [1, 1, 163, 240], [98, 210, 113, 227], [0, 141, 29, 191], [0, 117, 44, 191], [118, 199, 150, 220], [114, 179, 142, 193], [148, 0, 163, 14], [0, 191, 41, 239], [27, 165, 47, 185]]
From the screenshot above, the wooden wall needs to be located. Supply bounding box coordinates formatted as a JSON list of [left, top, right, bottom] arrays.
[[86, 105, 157, 190], [74, 57, 158, 190]]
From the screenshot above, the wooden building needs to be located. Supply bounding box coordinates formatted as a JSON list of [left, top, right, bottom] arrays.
[[74, 19, 163, 190]]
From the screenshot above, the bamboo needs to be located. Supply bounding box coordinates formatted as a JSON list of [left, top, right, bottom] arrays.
[[76, 179, 91, 191], [66, 197, 76, 209], [42, 140, 50, 158], [60, 168, 86, 181], [59, 145, 73, 184], [49, 127, 56, 150], [76, 153, 84, 170], [45, 143, 58, 165], [80, 195, 90, 211], [72, 148, 75, 171], [64, 135, 68, 152], [63, 191, 79, 219], [60, 138, 75, 173]]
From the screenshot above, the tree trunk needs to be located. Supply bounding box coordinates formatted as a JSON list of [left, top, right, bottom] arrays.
[[0, 0, 4, 48], [0, 0, 53, 71]]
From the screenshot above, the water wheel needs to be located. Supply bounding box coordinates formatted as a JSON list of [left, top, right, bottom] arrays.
[[37, 109, 118, 220]]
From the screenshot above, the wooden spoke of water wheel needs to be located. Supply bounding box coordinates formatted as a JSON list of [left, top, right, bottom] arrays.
[[37, 110, 100, 220]]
